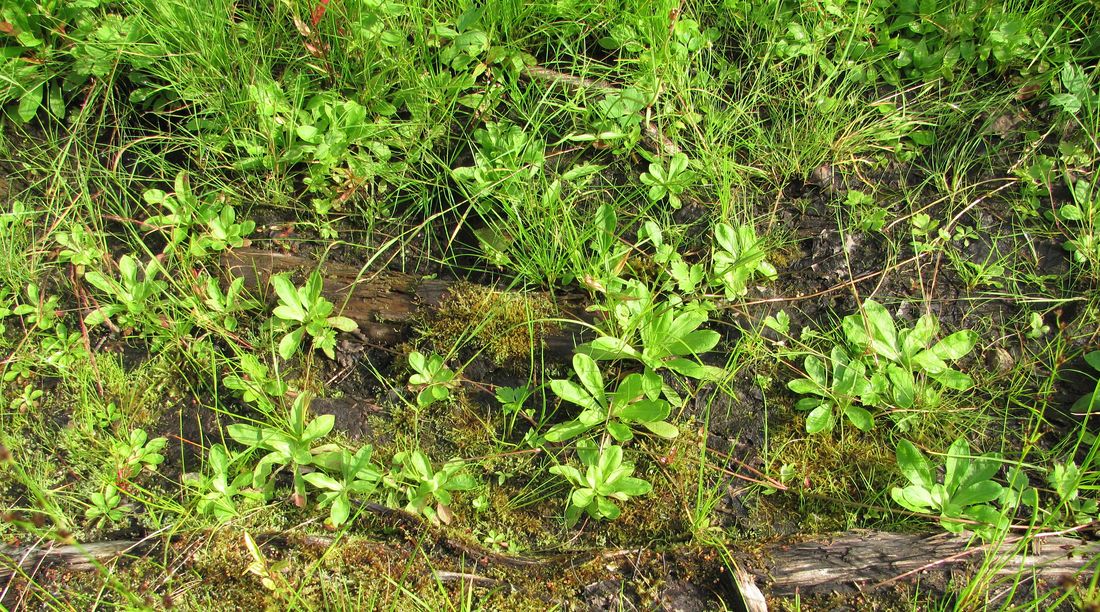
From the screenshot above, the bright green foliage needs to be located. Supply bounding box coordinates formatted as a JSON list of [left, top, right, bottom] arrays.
[[640, 153, 695, 209], [581, 281, 725, 382], [306, 446, 382, 527], [12, 282, 59, 331], [711, 223, 776, 298], [384, 450, 475, 525], [1048, 461, 1099, 525], [891, 438, 1007, 537], [789, 299, 978, 434], [223, 353, 289, 413], [85, 484, 129, 527], [113, 428, 167, 480], [788, 346, 875, 434], [193, 444, 263, 521], [452, 121, 544, 205], [549, 441, 652, 527], [188, 275, 260, 332], [54, 225, 104, 275], [407, 351, 457, 408], [83, 255, 167, 330], [227, 393, 337, 503], [1055, 180, 1100, 276], [270, 271, 358, 360], [842, 299, 977, 409], [546, 353, 678, 443], [1072, 351, 1100, 415], [0, 0, 142, 122], [143, 172, 254, 256]]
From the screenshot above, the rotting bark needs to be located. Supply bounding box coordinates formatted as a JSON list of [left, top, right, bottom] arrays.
[[754, 528, 1100, 597], [5, 525, 1097, 607], [220, 247, 592, 355]]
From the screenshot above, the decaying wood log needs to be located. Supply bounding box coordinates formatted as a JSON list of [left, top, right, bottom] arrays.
[[753, 529, 1100, 597], [220, 247, 592, 354], [5, 527, 1097, 607]]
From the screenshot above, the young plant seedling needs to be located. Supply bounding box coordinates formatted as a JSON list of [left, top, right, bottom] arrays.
[[113, 428, 167, 481], [788, 345, 875, 434], [227, 392, 338, 505], [193, 444, 264, 522], [83, 255, 168, 331], [842, 299, 977, 411], [407, 351, 458, 408], [270, 271, 358, 360], [891, 438, 1007, 537], [711, 222, 776, 298], [549, 441, 653, 527], [85, 484, 130, 528], [640, 152, 695, 209], [546, 354, 678, 443], [306, 446, 382, 527], [384, 450, 475, 525]]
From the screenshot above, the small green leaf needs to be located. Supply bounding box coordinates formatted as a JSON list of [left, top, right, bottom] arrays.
[[931, 330, 977, 360], [805, 404, 834, 434], [572, 353, 604, 402], [844, 404, 873, 431], [279, 327, 306, 360], [641, 420, 679, 438], [896, 440, 933, 489]]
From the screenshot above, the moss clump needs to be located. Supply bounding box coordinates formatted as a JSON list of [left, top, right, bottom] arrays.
[[421, 282, 558, 367]]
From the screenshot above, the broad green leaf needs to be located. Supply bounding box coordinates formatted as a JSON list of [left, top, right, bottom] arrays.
[[943, 438, 971, 494], [931, 330, 977, 360], [912, 349, 947, 374], [1084, 351, 1100, 372], [859, 299, 899, 360], [896, 440, 933, 489], [572, 488, 595, 508], [544, 419, 590, 442], [330, 496, 351, 525], [886, 363, 915, 408], [805, 404, 834, 434], [668, 329, 720, 356], [616, 475, 653, 496], [596, 496, 621, 519], [931, 368, 973, 391], [844, 404, 873, 431], [617, 399, 670, 422], [585, 336, 639, 360], [606, 421, 633, 442], [17, 85, 42, 122], [903, 314, 938, 356], [572, 353, 604, 402], [302, 414, 335, 442], [279, 327, 306, 360], [227, 424, 273, 448], [805, 355, 827, 386], [328, 316, 358, 332], [788, 378, 825, 396], [548, 464, 583, 485], [952, 481, 1003, 507], [891, 484, 935, 512], [663, 358, 725, 381], [642, 420, 679, 438], [271, 275, 305, 320], [303, 472, 342, 491], [550, 380, 601, 412]]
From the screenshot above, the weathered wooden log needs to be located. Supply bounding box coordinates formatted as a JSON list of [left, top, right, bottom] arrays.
[[753, 529, 1100, 597], [5, 527, 1096, 606]]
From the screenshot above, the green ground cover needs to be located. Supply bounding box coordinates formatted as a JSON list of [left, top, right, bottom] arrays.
[[1, 0, 1099, 608]]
